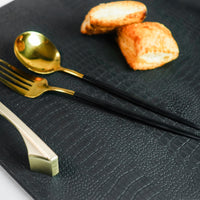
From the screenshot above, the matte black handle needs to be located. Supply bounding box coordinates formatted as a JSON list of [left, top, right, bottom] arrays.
[[83, 75, 199, 130], [74, 92, 200, 140]]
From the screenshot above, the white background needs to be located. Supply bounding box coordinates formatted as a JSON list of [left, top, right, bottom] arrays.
[[0, 166, 33, 199], [0, 1, 33, 199], [0, 0, 14, 7]]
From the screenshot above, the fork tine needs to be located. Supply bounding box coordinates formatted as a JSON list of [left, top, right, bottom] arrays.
[[0, 65, 31, 90], [0, 61, 33, 85], [0, 76, 28, 95], [0, 59, 36, 82]]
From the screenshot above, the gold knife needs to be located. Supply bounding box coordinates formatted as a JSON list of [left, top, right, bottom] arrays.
[[0, 102, 59, 176]]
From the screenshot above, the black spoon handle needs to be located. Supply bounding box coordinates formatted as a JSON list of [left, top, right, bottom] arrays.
[[74, 92, 200, 141], [83, 75, 199, 130]]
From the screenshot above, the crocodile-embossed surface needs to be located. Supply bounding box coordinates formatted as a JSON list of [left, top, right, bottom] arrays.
[[0, 0, 200, 199]]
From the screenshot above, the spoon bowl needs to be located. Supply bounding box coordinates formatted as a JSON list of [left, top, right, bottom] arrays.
[[14, 31, 62, 74]]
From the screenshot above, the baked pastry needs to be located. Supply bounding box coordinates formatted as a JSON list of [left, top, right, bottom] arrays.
[[81, 1, 147, 35], [117, 22, 179, 70]]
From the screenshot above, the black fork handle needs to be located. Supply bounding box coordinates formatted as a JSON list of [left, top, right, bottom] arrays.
[[74, 92, 200, 141], [83, 75, 199, 130]]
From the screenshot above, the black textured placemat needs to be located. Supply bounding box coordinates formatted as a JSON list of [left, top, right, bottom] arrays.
[[0, 0, 200, 199]]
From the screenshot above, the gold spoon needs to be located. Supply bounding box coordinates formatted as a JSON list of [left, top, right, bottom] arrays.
[[14, 31, 199, 130], [14, 31, 83, 78]]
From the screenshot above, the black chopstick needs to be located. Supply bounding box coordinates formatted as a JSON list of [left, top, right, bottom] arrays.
[[75, 92, 200, 140], [83, 75, 199, 130]]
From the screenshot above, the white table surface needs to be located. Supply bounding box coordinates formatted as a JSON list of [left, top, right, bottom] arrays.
[[0, 1, 33, 199], [0, 166, 33, 200]]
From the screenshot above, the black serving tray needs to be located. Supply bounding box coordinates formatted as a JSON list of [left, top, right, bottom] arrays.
[[0, 0, 200, 199]]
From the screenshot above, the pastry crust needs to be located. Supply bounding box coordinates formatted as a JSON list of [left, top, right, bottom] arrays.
[[81, 1, 147, 35], [117, 22, 179, 70]]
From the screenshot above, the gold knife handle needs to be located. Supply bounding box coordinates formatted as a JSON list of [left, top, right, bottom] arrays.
[[0, 102, 59, 176]]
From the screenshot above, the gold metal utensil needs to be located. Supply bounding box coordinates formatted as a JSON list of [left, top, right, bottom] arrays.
[[14, 31, 83, 78], [0, 59, 199, 140], [0, 101, 59, 176], [14, 31, 199, 130]]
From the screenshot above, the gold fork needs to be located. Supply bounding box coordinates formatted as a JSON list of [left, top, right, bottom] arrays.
[[0, 59, 199, 140]]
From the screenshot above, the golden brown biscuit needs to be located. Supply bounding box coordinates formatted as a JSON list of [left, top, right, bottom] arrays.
[[81, 1, 147, 35], [117, 22, 179, 70]]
